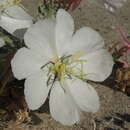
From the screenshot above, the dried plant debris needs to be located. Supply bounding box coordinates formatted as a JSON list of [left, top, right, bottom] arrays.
[[109, 28, 130, 95], [0, 27, 27, 127], [94, 113, 130, 130], [0, 83, 31, 129], [15, 109, 31, 124], [109, 28, 130, 68], [115, 67, 130, 95], [104, 0, 127, 12], [0, 52, 15, 97], [38, 0, 82, 18]]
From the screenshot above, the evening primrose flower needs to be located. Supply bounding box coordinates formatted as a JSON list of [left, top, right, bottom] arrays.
[[0, 0, 33, 35], [11, 9, 113, 125]]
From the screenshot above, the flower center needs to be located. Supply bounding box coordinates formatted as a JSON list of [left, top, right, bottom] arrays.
[[42, 51, 87, 86], [0, 0, 21, 9]]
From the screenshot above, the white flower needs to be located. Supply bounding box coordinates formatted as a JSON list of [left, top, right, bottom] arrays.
[[0, 37, 5, 47], [11, 9, 114, 125], [0, 0, 33, 35]]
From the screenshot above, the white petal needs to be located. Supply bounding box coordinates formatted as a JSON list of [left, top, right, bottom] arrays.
[[24, 19, 57, 60], [67, 79, 100, 113], [3, 5, 32, 20], [0, 6, 33, 34], [24, 70, 50, 110], [49, 81, 80, 125], [58, 27, 104, 56], [0, 38, 5, 47], [11, 47, 44, 80], [83, 49, 114, 81], [0, 0, 6, 5], [56, 9, 74, 56]]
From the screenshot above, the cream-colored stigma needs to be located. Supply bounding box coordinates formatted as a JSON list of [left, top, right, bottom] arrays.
[[0, 0, 21, 9], [47, 51, 87, 85]]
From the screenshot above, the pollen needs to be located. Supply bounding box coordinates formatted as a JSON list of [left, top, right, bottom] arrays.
[[0, 0, 21, 9]]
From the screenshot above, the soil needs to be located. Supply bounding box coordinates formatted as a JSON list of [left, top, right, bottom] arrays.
[[1, 0, 130, 129]]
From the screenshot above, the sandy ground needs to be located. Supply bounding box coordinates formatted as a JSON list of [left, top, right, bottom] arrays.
[[4, 0, 130, 130]]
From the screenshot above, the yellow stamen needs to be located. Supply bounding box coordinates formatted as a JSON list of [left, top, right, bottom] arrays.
[[48, 51, 87, 84], [0, 0, 21, 9]]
